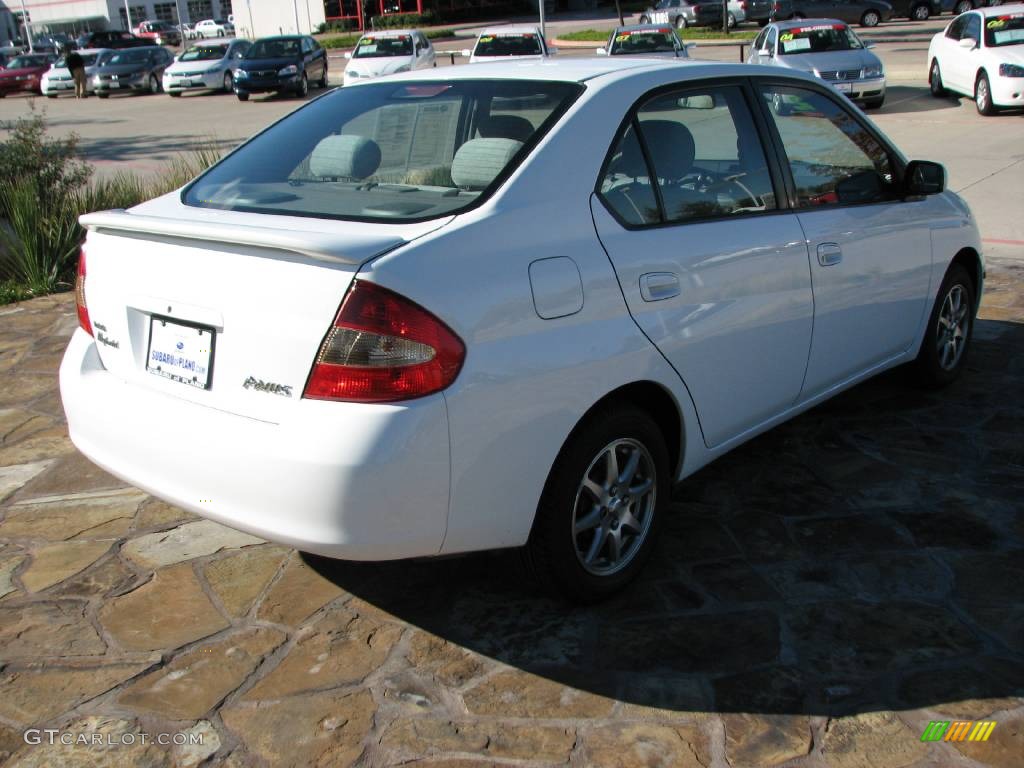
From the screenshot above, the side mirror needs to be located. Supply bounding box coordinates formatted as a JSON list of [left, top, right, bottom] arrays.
[[595, 46, 607, 55], [461, 48, 472, 57], [864, 42, 876, 49], [958, 37, 977, 49], [684, 42, 696, 49], [344, 51, 352, 59], [759, 47, 772, 57], [548, 47, 558, 55], [173, 54, 179, 62], [905, 160, 945, 196]]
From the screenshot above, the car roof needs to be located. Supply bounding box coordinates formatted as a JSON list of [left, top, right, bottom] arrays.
[[358, 29, 421, 37], [773, 18, 848, 30], [253, 35, 304, 41], [478, 26, 543, 35], [375, 57, 818, 85], [78, 48, 112, 55], [976, 2, 1024, 15], [614, 24, 679, 32]]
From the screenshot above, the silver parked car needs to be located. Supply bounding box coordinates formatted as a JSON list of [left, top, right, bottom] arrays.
[[596, 24, 693, 58], [748, 19, 887, 108]]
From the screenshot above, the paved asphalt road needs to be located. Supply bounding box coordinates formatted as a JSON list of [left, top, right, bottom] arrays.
[[0, 15, 1020, 253]]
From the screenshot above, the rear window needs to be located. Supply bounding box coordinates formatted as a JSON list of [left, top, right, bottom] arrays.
[[184, 79, 582, 222], [475, 33, 543, 56]]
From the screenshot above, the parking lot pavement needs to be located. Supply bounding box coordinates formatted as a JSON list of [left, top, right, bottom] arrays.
[[0, 260, 1021, 765]]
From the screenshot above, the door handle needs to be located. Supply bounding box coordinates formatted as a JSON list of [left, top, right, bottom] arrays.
[[639, 272, 680, 302], [817, 243, 842, 267]]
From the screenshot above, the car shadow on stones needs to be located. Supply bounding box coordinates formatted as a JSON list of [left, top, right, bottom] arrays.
[[305, 318, 1024, 716]]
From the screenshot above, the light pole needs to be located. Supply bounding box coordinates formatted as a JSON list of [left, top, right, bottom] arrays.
[[19, 0, 32, 51], [292, 0, 301, 33], [538, 0, 545, 46], [123, 0, 134, 32]]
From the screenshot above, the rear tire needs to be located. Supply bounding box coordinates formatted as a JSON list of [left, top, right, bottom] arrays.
[[223, 71, 233, 92], [758, 18, 769, 26], [523, 405, 669, 603], [911, 3, 930, 19], [954, 0, 972, 13], [929, 59, 946, 97], [318, 65, 328, 88], [861, 10, 881, 26], [46, 93, 57, 98], [236, 91, 249, 101], [97, 92, 108, 98], [297, 73, 308, 98], [792, 12, 806, 19], [914, 264, 974, 388], [639, 14, 650, 23], [675, 15, 687, 29], [148, 74, 160, 94], [169, 91, 181, 97]]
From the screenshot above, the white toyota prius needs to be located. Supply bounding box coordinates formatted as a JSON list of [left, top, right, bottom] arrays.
[[61, 59, 983, 601]]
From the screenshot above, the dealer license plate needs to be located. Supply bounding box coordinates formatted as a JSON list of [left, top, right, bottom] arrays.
[[146, 316, 214, 389], [833, 82, 853, 93]]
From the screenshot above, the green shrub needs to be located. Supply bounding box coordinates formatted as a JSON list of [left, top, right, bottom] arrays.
[[369, 10, 439, 28], [0, 126, 223, 303], [0, 105, 92, 218]]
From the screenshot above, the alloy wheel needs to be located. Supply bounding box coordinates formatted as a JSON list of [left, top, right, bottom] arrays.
[[936, 284, 969, 371], [912, 4, 930, 19], [223, 71, 232, 91], [571, 438, 657, 577], [149, 74, 159, 94], [862, 10, 880, 26]]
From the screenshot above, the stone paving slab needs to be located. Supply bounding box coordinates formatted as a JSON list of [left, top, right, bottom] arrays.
[[0, 259, 1021, 767]]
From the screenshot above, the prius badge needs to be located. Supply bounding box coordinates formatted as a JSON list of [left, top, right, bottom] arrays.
[[243, 376, 293, 397]]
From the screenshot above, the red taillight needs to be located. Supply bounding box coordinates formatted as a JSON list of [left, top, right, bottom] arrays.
[[75, 248, 93, 336], [303, 281, 465, 403]]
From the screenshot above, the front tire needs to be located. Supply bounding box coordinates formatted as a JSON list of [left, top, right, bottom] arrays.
[[861, 10, 881, 26], [236, 91, 249, 101], [915, 264, 975, 387], [727, 12, 737, 28], [675, 15, 687, 29], [975, 72, 998, 115], [911, 3, 930, 19], [639, 14, 650, 23], [148, 74, 160, 94], [318, 65, 328, 88], [523, 405, 669, 602], [929, 59, 946, 97], [296, 73, 308, 98]]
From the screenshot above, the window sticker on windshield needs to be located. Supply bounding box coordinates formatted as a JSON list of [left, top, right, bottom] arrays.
[[615, 33, 631, 41], [498, 33, 533, 38], [479, 36, 494, 42], [359, 44, 378, 53], [781, 37, 812, 52], [391, 84, 454, 99], [993, 28, 1024, 43], [788, 24, 844, 35]]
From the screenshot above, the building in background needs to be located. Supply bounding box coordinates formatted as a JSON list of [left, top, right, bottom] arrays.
[[0, 0, 233, 42]]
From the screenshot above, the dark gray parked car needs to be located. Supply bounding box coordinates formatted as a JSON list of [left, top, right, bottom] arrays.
[[639, 0, 729, 28], [233, 35, 328, 101], [93, 46, 173, 97], [771, 0, 894, 26]]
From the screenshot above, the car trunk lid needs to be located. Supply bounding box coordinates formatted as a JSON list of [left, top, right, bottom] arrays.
[[79, 206, 450, 423]]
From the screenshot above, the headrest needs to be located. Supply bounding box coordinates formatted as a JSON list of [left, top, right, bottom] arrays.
[[450, 138, 523, 191], [639, 119, 696, 180], [308, 135, 382, 180], [480, 115, 534, 143]]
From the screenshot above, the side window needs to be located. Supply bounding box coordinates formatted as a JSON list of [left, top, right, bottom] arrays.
[[946, 16, 966, 40], [753, 28, 768, 51], [636, 86, 777, 223], [301, 38, 312, 54], [766, 27, 778, 53], [600, 86, 777, 226], [600, 124, 661, 225], [964, 13, 981, 43], [759, 85, 896, 208]]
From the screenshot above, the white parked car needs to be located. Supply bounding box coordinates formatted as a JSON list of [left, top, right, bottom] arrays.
[[194, 18, 234, 38], [41, 48, 111, 97], [596, 24, 693, 58], [62, 59, 982, 600], [927, 4, 1024, 114], [462, 26, 555, 63], [163, 39, 251, 96], [343, 29, 435, 86]]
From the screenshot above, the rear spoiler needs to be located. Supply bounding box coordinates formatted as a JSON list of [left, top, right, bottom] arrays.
[[79, 210, 404, 266]]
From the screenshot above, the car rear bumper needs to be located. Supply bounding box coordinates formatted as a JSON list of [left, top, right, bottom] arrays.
[[59, 329, 451, 560]]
